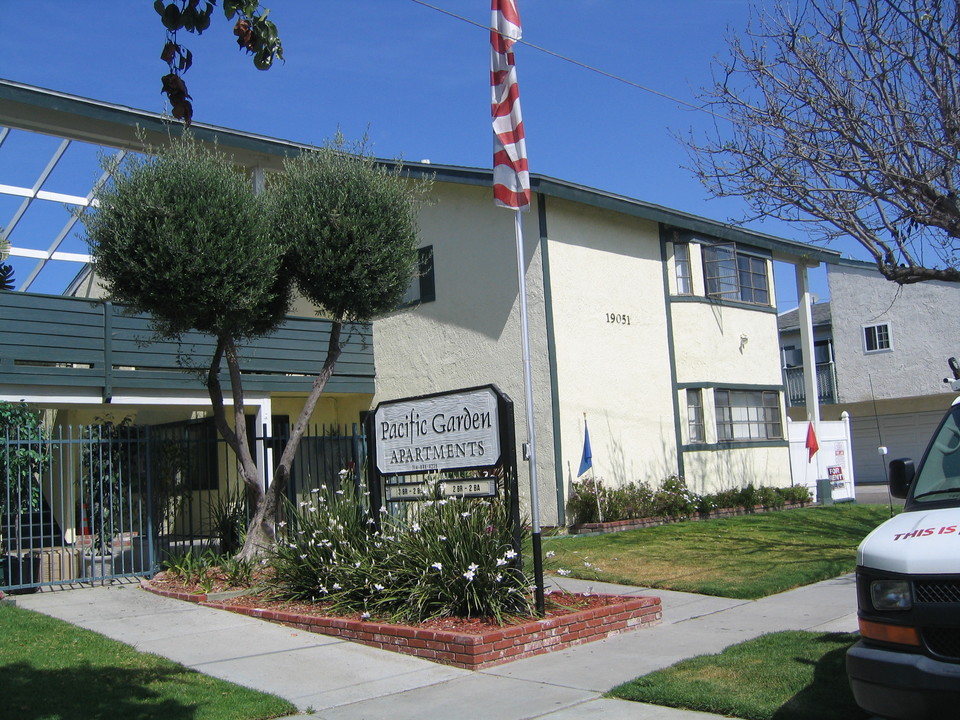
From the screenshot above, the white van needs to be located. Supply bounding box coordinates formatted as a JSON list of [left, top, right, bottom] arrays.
[[846, 360, 960, 719]]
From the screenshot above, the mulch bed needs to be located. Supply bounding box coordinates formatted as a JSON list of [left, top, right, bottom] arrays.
[[142, 572, 662, 669]]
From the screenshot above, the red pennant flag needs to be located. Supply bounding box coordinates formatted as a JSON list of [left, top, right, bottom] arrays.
[[490, 0, 530, 210], [805, 422, 819, 462]]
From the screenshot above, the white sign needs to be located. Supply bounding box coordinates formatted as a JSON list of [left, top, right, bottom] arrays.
[[374, 387, 502, 475]]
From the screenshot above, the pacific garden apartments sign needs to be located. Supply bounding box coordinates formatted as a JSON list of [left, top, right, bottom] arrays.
[[368, 385, 516, 502]]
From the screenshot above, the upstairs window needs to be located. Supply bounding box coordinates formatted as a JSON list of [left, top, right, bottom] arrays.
[[703, 243, 769, 305], [674, 243, 692, 294], [863, 323, 892, 353], [400, 246, 435, 306]]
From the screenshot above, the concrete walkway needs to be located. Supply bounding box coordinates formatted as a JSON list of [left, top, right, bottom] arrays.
[[13, 573, 861, 719]]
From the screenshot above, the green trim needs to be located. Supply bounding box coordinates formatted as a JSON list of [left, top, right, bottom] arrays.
[[683, 440, 789, 452], [538, 195, 565, 526], [659, 225, 685, 479], [667, 294, 778, 314], [677, 381, 786, 392]]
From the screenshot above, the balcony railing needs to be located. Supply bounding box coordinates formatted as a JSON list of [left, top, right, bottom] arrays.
[[0, 291, 375, 400], [782, 362, 838, 406]]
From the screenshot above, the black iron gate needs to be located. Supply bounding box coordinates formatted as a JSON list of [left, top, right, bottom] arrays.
[[1, 421, 366, 593]]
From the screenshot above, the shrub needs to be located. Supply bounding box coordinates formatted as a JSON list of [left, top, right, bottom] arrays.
[[567, 477, 606, 525], [653, 475, 698, 519], [735, 483, 761, 511], [758, 485, 785, 510], [270, 485, 532, 624], [779, 485, 813, 505]]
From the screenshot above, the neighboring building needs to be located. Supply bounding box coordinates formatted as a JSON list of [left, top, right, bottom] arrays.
[[778, 301, 837, 407], [1, 79, 841, 530], [778, 258, 960, 483]]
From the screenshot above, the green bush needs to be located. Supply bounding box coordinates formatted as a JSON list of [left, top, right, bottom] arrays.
[[653, 475, 699, 519], [569, 476, 812, 526], [567, 477, 606, 524], [270, 485, 532, 624]]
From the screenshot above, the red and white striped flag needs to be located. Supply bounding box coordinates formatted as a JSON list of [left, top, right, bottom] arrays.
[[490, 0, 530, 210]]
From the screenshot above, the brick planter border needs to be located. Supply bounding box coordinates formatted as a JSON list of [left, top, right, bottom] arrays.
[[141, 581, 661, 670]]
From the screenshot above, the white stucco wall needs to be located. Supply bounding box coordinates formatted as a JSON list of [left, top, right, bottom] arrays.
[[828, 263, 960, 404], [542, 198, 677, 494], [373, 181, 558, 522]]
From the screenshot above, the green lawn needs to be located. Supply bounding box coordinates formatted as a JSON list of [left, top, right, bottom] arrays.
[[609, 631, 868, 720], [541, 504, 893, 599], [0, 603, 298, 720]]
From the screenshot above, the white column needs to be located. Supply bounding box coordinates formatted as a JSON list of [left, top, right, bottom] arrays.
[[795, 264, 820, 424]]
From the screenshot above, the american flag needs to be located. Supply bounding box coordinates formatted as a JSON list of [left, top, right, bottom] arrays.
[[490, 0, 530, 210]]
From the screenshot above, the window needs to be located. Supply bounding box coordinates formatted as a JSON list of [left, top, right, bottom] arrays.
[[715, 389, 783, 441], [702, 243, 769, 305], [686, 389, 705, 443], [400, 246, 435, 305], [674, 243, 692, 294], [863, 323, 892, 353]]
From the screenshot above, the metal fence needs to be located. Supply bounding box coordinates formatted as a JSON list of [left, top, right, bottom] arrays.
[[1, 421, 366, 593]]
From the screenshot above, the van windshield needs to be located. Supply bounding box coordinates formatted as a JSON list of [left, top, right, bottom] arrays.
[[912, 404, 960, 503]]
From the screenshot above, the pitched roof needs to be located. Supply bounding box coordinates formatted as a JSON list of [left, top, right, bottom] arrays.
[[777, 301, 832, 332]]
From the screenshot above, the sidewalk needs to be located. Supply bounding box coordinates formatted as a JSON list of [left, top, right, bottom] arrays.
[[13, 573, 860, 719]]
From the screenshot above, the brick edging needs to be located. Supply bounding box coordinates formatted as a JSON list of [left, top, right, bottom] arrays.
[[141, 581, 661, 670]]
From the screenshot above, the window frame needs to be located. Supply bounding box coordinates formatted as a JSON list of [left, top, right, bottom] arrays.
[[863, 322, 892, 354], [702, 242, 770, 306], [686, 388, 705, 443], [714, 388, 783, 442], [674, 242, 693, 295], [399, 246, 435, 306]]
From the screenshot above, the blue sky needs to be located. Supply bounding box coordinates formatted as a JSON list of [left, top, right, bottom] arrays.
[[1, 0, 866, 305]]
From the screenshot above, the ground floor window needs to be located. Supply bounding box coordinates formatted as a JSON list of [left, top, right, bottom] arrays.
[[714, 389, 783, 441], [686, 389, 705, 442]]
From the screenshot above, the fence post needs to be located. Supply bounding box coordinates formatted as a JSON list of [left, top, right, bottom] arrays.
[[144, 425, 155, 577]]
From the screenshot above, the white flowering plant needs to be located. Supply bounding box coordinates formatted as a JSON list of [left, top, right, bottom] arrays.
[[269, 484, 532, 624]]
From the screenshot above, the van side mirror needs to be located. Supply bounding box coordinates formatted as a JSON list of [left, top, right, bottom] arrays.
[[889, 458, 915, 499]]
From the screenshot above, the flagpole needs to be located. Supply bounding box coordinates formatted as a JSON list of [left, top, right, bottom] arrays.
[[514, 208, 546, 615]]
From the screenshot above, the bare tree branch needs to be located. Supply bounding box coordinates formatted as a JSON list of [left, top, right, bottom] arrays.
[[686, 0, 960, 284]]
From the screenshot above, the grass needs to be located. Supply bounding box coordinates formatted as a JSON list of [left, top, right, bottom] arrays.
[[608, 630, 868, 720], [0, 603, 297, 720], [540, 504, 894, 599]]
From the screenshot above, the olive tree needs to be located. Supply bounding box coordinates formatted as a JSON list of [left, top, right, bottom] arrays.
[[84, 136, 425, 558], [687, 0, 960, 285]]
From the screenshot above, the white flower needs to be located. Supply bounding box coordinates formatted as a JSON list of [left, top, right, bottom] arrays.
[[461, 511, 471, 518], [335, 489, 345, 495], [299, 554, 307, 560], [308, 505, 317, 513], [545, 550, 555, 558], [496, 557, 508, 567], [411, 522, 421, 532], [277, 521, 287, 528], [584, 561, 593, 568], [431, 562, 443, 571], [438, 535, 447, 541], [311, 488, 321, 494], [332, 583, 341, 590], [361, 612, 370, 619], [299, 500, 310, 507], [462, 562, 479, 581], [374, 583, 385, 591], [557, 568, 571, 576], [495, 573, 503, 582], [504, 549, 517, 559]]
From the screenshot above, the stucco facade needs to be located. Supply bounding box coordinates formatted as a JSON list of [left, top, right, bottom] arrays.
[[824, 260, 960, 482], [375, 180, 804, 525]]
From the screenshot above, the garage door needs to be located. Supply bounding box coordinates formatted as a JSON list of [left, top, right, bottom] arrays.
[[851, 410, 946, 484]]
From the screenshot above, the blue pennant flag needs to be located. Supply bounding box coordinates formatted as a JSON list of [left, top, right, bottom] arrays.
[[578, 420, 593, 477]]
